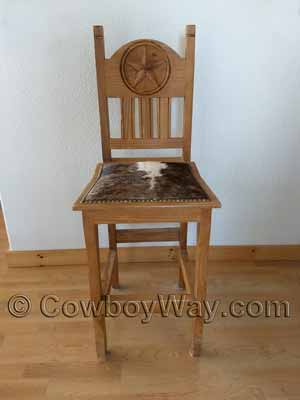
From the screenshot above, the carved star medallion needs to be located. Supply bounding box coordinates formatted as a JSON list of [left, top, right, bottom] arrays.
[[120, 41, 171, 95]]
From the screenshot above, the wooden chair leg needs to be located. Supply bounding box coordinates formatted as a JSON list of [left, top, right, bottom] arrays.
[[108, 224, 119, 288], [190, 210, 212, 357], [83, 214, 107, 360], [179, 223, 188, 288]]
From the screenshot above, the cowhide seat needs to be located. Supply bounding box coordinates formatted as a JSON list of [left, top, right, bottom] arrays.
[[82, 162, 209, 204]]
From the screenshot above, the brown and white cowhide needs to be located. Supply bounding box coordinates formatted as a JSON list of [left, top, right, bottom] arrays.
[[84, 162, 209, 203]]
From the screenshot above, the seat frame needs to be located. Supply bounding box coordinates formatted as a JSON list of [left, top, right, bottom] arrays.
[[73, 25, 221, 360]]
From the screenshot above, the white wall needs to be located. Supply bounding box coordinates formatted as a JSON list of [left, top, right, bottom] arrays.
[[1, 0, 300, 250]]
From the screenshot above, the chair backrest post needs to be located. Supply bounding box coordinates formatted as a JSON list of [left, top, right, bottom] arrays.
[[94, 26, 112, 161], [183, 25, 196, 162]]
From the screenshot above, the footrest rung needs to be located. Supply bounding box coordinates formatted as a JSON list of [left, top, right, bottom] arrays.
[[105, 292, 193, 314]]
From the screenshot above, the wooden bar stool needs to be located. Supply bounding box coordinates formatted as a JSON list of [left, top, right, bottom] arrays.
[[73, 25, 221, 360]]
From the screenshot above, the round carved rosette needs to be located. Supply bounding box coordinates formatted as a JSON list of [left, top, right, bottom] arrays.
[[120, 41, 171, 95]]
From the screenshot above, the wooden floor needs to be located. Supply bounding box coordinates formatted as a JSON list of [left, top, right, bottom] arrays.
[[0, 211, 300, 399]]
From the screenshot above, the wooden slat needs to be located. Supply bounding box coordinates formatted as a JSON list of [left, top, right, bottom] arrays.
[[139, 98, 152, 138], [112, 157, 184, 162], [103, 249, 117, 295], [158, 97, 171, 139], [107, 292, 192, 301], [121, 98, 135, 139], [116, 228, 180, 243], [110, 137, 184, 149], [178, 248, 192, 294]]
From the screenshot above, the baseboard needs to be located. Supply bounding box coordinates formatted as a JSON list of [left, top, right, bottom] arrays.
[[5, 244, 300, 268]]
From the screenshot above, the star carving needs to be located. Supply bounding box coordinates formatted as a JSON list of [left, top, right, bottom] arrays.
[[127, 45, 166, 89], [121, 42, 171, 95]]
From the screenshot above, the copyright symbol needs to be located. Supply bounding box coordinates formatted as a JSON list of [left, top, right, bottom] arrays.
[[8, 295, 31, 318]]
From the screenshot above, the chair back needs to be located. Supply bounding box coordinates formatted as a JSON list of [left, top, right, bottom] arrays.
[[93, 25, 195, 162]]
